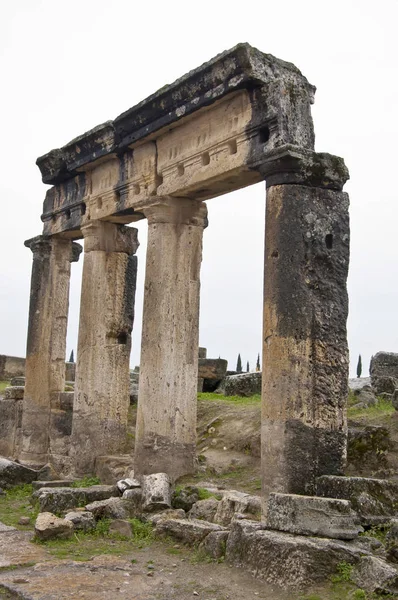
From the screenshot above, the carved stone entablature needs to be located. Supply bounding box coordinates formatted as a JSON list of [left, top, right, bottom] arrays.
[[38, 43, 321, 236]]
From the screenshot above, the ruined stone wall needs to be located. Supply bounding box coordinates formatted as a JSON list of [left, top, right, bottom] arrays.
[[0, 355, 25, 380]]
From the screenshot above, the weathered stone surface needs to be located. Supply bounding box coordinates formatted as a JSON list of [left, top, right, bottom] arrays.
[[0, 458, 37, 488], [0, 355, 25, 381], [10, 377, 25, 387], [214, 491, 261, 526], [189, 498, 220, 522], [94, 455, 134, 485], [223, 373, 262, 397], [142, 473, 171, 512], [262, 184, 349, 504], [385, 519, 398, 563], [121, 487, 142, 509], [85, 497, 138, 520], [0, 398, 23, 459], [198, 359, 228, 392], [65, 362, 75, 382], [351, 385, 378, 408], [226, 519, 363, 590], [134, 199, 207, 481], [198, 348, 207, 359], [370, 352, 398, 395], [64, 511, 95, 532], [200, 530, 229, 559], [70, 222, 138, 475], [347, 424, 391, 473], [37, 463, 60, 482], [172, 486, 200, 512], [32, 480, 73, 490], [147, 509, 186, 525], [35, 512, 74, 540], [266, 493, 362, 540], [352, 556, 398, 594], [0, 522, 16, 532], [20, 237, 82, 467], [117, 478, 141, 493], [349, 377, 371, 391], [316, 475, 398, 524], [155, 518, 225, 545], [4, 387, 24, 400], [35, 485, 118, 513], [108, 519, 132, 538]]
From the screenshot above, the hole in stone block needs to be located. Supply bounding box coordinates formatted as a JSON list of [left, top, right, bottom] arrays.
[[81, 203, 86, 215], [65, 209, 71, 220], [155, 174, 163, 187], [271, 250, 279, 258], [177, 164, 185, 176], [97, 197, 103, 209], [259, 126, 270, 144], [201, 152, 210, 166], [325, 234, 333, 249], [117, 332, 128, 344], [133, 184, 140, 195], [228, 139, 238, 154]]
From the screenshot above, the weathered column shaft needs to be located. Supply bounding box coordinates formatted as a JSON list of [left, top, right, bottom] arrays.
[[134, 197, 208, 481], [19, 236, 82, 467], [70, 221, 138, 475], [261, 183, 350, 503]]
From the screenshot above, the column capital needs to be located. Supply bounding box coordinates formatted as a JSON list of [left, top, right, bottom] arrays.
[[136, 197, 208, 228], [259, 145, 349, 191], [81, 221, 139, 254], [24, 235, 51, 257], [71, 242, 83, 263]]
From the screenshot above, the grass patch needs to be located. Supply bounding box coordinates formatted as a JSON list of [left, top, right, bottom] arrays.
[[330, 561, 353, 584], [0, 381, 10, 393], [198, 392, 261, 405], [348, 397, 395, 419], [0, 484, 38, 529], [70, 476, 101, 488]]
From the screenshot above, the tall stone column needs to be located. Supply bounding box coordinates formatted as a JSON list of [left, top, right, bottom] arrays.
[[70, 221, 138, 475], [19, 236, 82, 467], [261, 152, 350, 508], [134, 197, 208, 481]]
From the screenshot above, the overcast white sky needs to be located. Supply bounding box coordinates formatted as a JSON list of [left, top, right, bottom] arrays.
[[0, 0, 397, 377]]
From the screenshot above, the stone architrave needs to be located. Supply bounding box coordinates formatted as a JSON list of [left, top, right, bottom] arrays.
[[134, 197, 208, 481], [261, 155, 350, 507], [70, 221, 138, 475], [19, 237, 82, 467]]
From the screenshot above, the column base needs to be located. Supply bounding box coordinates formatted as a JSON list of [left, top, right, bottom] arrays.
[[134, 434, 196, 482]]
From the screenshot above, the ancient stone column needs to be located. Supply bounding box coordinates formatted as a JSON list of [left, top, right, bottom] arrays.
[[19, 236, 82, 467], [70, 221, 138, 475], [134, 197, 208, 481], [261, 152, 350, 507]]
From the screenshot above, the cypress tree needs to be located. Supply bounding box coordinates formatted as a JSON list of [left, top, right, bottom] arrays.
[[256, 353, 260, 371], [356, 354, 362, 378], [69, 350, 74, 363], [236, 354, 242, 373], [246, 361, 249, 372]]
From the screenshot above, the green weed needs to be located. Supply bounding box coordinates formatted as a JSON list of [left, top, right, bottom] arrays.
[[330, 561, 353, 583], [197, 392, 261, 405], [71, 476, 101, 488]]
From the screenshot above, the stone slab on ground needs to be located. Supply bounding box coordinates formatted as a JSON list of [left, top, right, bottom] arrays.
[[0, 530, 48, 569], [266, 493, 362, 540], [226, 519, 366, 590], [155, 518, 226, 545], [316, 475, 398, 524], [32, 480, 73, 490], [0, 522, 16, 532], [85, 497, 138, 520], [3, 386, 24, 400], [213, 491, 261, 526], [64, 511, 95, 532], [35, 512, 74, 540], [0, 458, 38, 488], [352, 556, 398, 594], [35, 485, 119, 513], [223, 372, 262, 397]]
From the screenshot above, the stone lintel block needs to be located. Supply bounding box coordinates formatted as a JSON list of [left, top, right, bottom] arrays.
[[266, 493, 362, 540], [4, 386, 24, 400], [37, 44, 315, 185], [155, 518, 226, 545], [316, 475, 398, 524], [82, 221, 139, 254], [226, 519, 365, 590], [259, 145, 349, 190], [35, 485, 119, 513]]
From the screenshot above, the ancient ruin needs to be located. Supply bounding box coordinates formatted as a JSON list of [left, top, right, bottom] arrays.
[[12, 44, 350, 505]]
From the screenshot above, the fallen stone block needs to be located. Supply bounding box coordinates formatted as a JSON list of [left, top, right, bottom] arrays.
[[189, 498, 220, 522], [172, 486, 200, 512], [32, 480, 74, 490], [85, 497, 137, 520], [347, 425, 391, 474], [64, 511, 96, 532], [352, 556, 398, 594], [35, 485, 118, 513], [37, 463, 60, 482], [3, 387, 24, 400], [370, 352, 398, 395], [214, 491, 261, 526], [109, 519, 132, 538], [142, 473, 171, 512], [35, 512, 74, 540], [122, 487, 142, 510], [0, 522, 16, 532], [147, 509, 186, 525], [155, 518, 226, 545], [226, 519, 364, 590], [223, 372, 261, 397], [0, 458, 37, 488], [316, 475, 398, 525], [199, 530, 229, 559], [266, 493, 362, 540], [94, 455, 134, 485], [10, 377, 25, 387], [116, 478, 141, 494]]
